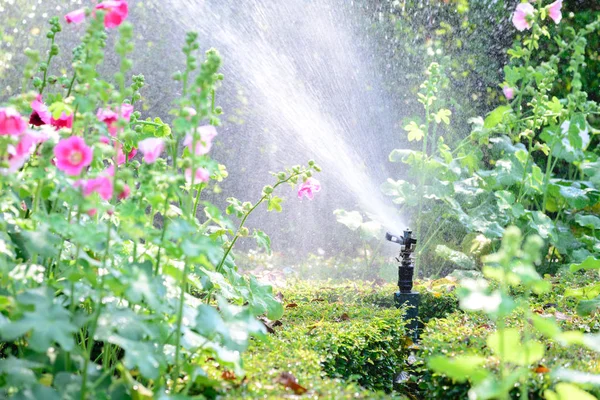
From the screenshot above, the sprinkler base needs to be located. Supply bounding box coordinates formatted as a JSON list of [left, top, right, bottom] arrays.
[[394, 291, 420, 340]]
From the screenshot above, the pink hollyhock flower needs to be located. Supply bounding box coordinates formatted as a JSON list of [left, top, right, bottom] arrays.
[[99, 136, 111, 145], [512, 3, 535, 31], [128, 147, 137, 161], [503, 86, 515, 100], [80, 176, 113, 201], [97, 103, 134, 136], [95, 0, 129, 29], [548, 0, 562, 24], [183, 125, 218, 156], [29, 96, 52, 126], [54, 136, 93, 176], [185, 167, 210, 185], [0, 107, 27, 136], [4, 133, 36, 174], [297, 178, 322, 200], [138, 137, 164, 164], [118, 184, 131, 200], [51, 112, 74, 130], [65, 8, 86, 24], [87, 208, 98, 217]]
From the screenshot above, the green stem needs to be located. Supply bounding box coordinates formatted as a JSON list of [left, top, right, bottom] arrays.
[[215, 172, 304, 273], [415, 104, 431, 276], [172, 260, 189, 388], [541, 151, 554, 212], [66, 72, 77, 97], [39, 37, 55, 94], [154, 197, 169, 276]]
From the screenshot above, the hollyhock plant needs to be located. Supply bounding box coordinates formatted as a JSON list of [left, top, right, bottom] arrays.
[[97, 104, 134, 136], [297, 177, 322, 200], [512, 3, 535, 31], [503, 86, 515, 100], [0, 107, 27, 136], [29, 96, 52, 126], [548, 0, 563, 24], [54, 136, 93, 176], [51, 112, 74, 130], [138, 137, 164, 164], [95, 0, 129, 29], [184, 125, 218, 156], [118, 184, 131, 201], [185, 167, 210, 185], [64, 8, 86, 24]]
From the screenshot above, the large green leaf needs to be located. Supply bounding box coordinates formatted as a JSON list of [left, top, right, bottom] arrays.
[[0, 288, 78, 353], [484, 105, 511, 129], [570, 257, 600, 272], [333, 209, 363, 231], [486, 328, 544, 366], [435, 245, 476, 270], [427, 355, 488, 383]]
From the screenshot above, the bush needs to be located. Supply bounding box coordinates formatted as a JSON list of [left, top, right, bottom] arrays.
[[220, 281, 412, 398]]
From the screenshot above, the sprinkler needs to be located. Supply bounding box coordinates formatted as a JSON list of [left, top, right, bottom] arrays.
[[386, 229, 419, 338]]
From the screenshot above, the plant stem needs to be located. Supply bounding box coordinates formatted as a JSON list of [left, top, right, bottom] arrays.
[[215, 172, 303, 273], [415, 104, 431, 276], [172, 260, 189, 388]]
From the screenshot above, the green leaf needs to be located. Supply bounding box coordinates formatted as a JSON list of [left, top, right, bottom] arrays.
[[404, 121, 425, 142], [253, 229, 272, 256], [484, 106, 511, 129], [333, 209, 363, 231], [576, 296, 600, 317], [487, 328, 544, 365], [0, 287, 78, 352], [570, 257, 600, 272], [267, 196, 283, 212], [108, 336, 166, 380], [574, 214, 600, 230], [544, 383, 597, 400], [47, 102, 73, 119], [427, 355, 488, 383], [359, 220, 383, 241], [435, 245, 476, 270], [0, 357, 44, 386], [434, 109, 452, 125]]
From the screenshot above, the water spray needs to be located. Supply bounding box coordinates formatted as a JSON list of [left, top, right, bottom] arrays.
[[386, 229, 419, 338]]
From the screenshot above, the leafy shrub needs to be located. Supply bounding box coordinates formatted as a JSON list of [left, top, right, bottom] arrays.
[[223, 282, 412, 398]]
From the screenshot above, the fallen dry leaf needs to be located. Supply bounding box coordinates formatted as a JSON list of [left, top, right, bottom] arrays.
[[275, 372, 307, 395], [286, 303, 298, 308], [533, 365, 550, 374], [221, 370, 236, 381], [275, 292, 284, 303]]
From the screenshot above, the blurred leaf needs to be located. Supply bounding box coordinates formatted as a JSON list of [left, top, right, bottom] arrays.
[[253, 229, 272, 256], [333, 210, 363, 231], [484, 105, 511, 129], [427, 355, 488, 383]]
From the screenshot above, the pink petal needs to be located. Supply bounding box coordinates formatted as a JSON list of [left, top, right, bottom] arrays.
[[65, 8, 86, 24]]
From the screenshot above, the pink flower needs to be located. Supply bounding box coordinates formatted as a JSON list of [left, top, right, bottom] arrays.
[[118, 184, 131, 200], [29, 96, 52, 126], [0, 107, 27, 136], [138, 137, 164, 164], [65, 8, 86, 24], [95, 0, 129, 29], [4, 133, 36, 174], [128, 147, 137, 161], [80, 176, 113, 201], [97, 104, 134, 136], [51, 112, 74, 130], [548, 0, 562, 24], [183, 125, 218, 156], [512, 3, 535, 31], [54, 136, 93, 176], [297, 178, 321, 200], [185, 167, 210, 185], [99, 136, 111, 145], [503, 86, 515, 100]]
